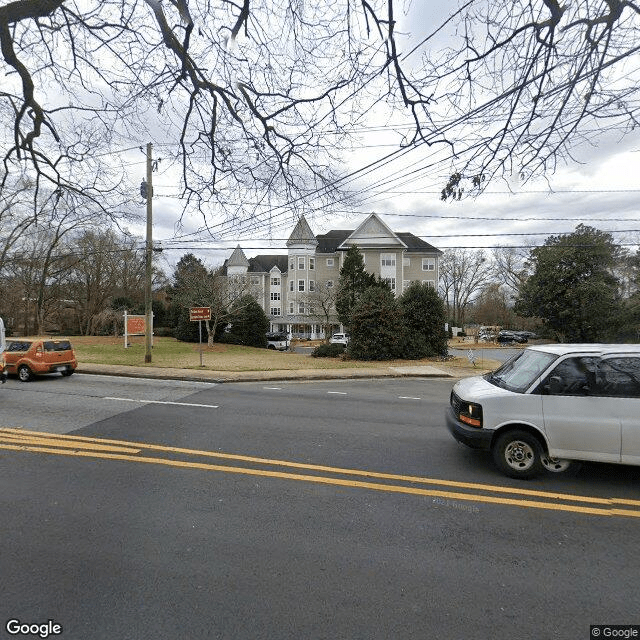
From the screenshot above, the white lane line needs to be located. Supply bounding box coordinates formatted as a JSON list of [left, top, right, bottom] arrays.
[[263, 387, 282, 390], [399, 396, 422, 400], [104, 397, 218, 409], [327, 391, 347, 395], [76, 373, 216, 387]]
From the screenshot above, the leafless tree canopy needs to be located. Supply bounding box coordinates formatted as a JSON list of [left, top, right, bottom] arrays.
[[1, 0, 639, 219], [0, 0, 425, 221], [439, 248, 493, 325], [434, 0, 640, 198]]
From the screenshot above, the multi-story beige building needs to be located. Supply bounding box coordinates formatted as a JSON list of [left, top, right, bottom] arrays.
[[221, 213, 441, 338]]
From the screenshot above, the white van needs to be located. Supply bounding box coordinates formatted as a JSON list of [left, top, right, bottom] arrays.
[[446, 344, 640, 478]]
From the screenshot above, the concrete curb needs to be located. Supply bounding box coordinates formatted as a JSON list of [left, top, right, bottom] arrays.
[[76, 363, 490, 383]]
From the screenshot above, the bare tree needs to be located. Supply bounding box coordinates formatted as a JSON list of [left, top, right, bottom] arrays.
[[2, 1, 638, 221], [430, 0, 640, 195], [468, 283, 516, 327], [492, 246, 533, 300], [0, 0, 430, 224], [300, 281, 338, 341], [0, 173, 51, 277], [60, 228, 158, 335], [438, 248, 494, 326]]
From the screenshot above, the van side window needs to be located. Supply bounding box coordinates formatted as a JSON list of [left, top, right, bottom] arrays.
[[543, 357, 598, 396], [597, 357, 640, 398]]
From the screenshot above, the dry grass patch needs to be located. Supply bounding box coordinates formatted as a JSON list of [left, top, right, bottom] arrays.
[[67, 335, 502, 373]]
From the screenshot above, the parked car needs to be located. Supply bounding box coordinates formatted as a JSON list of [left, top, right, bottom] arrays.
[[497, 330, 528, 344], [3, 338, 77, 381], [329, 333, 350, 345], [446, 344, 640, 478], [266, 332, 290, 351]]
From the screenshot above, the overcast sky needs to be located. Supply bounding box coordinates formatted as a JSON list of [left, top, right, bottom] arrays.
[[119, 1, 640, 271]]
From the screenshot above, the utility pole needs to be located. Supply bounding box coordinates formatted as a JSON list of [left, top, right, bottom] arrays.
[[144, 142, 153, 364]]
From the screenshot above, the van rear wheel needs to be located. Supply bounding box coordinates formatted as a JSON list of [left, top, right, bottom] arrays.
[[17, 365, 32, 382], [492, 429, 544, 479], [541, 454, 573, 473]]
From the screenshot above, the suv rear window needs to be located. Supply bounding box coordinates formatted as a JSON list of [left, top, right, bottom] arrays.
[[43, 340, 72, 352]]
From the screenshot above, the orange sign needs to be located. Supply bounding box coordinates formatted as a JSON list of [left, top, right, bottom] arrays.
[[190, 307, 211, 321], [126, 316, 146, 335]]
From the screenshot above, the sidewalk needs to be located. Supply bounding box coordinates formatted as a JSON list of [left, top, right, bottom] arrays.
[[77, 361, 491, 383]]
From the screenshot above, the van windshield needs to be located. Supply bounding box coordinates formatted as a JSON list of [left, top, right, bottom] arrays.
[[485, 349, 558, 393]]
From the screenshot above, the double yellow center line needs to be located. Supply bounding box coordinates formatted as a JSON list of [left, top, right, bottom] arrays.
[[1, 427, 639, 519]]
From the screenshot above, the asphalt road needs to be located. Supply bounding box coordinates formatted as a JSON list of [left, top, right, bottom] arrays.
[[1, 375, 639, 640]]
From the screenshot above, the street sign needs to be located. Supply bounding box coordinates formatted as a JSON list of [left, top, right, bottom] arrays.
[[190, 307, 211, 321]]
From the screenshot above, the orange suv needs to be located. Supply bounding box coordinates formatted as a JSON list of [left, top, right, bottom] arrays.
[[3, 338, 77, 382]]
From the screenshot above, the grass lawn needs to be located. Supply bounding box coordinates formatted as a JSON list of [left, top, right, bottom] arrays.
[[67, 336, 502, 372]]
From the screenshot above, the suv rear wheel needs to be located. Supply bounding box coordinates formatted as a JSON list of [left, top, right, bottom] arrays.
[[492, 429, 544, 479], [17, 365, 32, 382]]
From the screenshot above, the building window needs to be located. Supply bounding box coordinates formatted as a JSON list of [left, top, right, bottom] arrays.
[[298, 280, 305, 292], [326, 280, 334, 288], [289, 302, 294, 314], [298, 302, 305, 314], [403, 280, 410, 291], [289, 280, 294, 292], [422, 258, 435, 271], [403, 257, 410, 267], [384, 277, 396, 291], [250, 276, 260, 285], [309, 280, 315, 292], [271, 277, 280, 286], [326, 258, 334, 267], [298, 257, 305, 270], [422, 280, 435, 288], [270, 307, 281, 316], [309, 258, 315, 270], [289, 258, 295, 270], [270, 292, 280, 301], [381, 253, 396, 267]]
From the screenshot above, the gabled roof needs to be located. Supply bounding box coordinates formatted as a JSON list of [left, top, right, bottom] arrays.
[[286, 215, 318, 247], [337, 213, 406, 250], [316, 228, 441, 254]]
